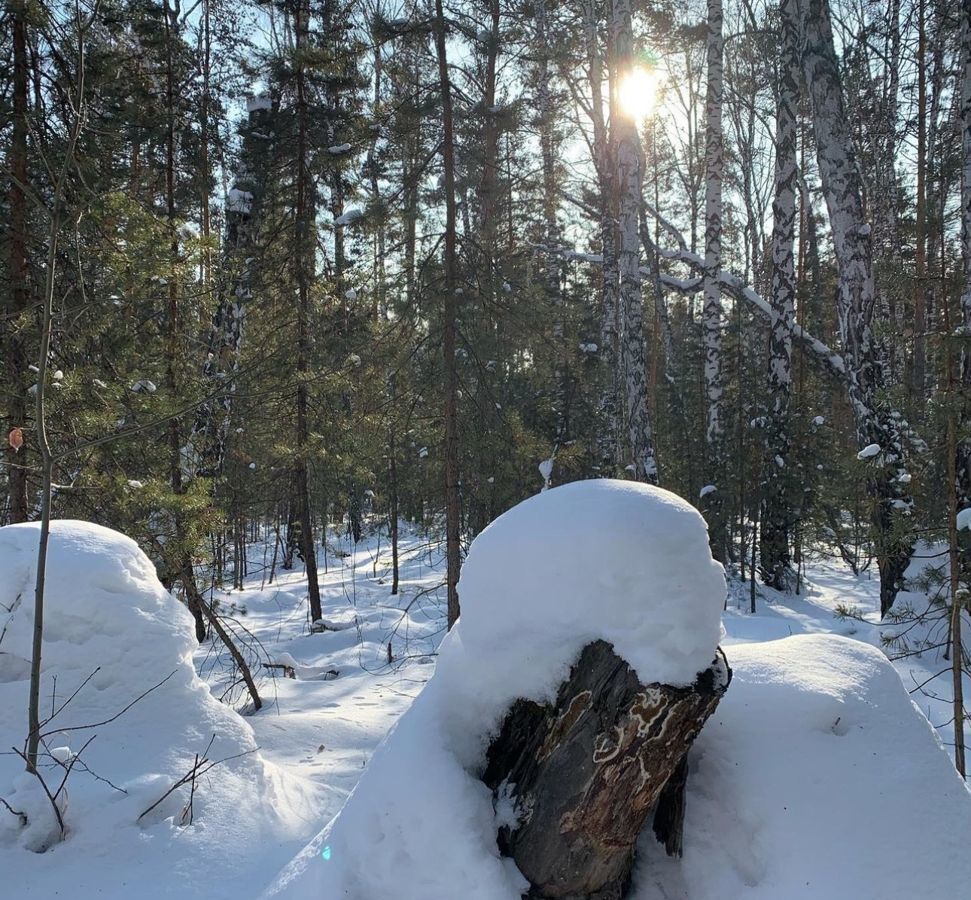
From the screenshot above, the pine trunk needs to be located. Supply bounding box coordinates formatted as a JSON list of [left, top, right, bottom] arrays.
[[434, 0, 462, 629], [294, 0, 322, 624], [6, 1, 31, 524], [760, 0, 799, 590]]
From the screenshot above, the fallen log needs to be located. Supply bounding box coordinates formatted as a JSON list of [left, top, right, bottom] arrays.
[[483, 639, 731, 899]]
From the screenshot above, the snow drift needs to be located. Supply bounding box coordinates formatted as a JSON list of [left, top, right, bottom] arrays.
[[262, 480, 728, 899], [0, 521, 318, 898], [635, 635, 971, 899], [263, 481, 971, 900]]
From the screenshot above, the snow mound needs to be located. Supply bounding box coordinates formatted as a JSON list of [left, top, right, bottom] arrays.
[[262, 480, 726, 899], [0, 521, 317, 897], [458, 479, 726, 688], [635, 634, 971, 899]]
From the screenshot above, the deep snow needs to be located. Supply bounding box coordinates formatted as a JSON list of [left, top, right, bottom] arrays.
[[0, 521, 319, 898], [1, 487, 969, 900], [634, 635, 971, 899], [262, 483, 971, 900]]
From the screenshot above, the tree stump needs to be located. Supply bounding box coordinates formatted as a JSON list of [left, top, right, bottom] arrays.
[[483, 640, 731, 899]]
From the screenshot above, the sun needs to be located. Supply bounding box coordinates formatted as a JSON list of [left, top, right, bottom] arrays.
[[618, 66, 661, 120]]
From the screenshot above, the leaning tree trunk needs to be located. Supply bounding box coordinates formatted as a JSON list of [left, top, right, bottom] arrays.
[[760, 0, 799, 590], [702, 0, 726, 562], [484, 640, 730, 899], [795, 0, 913, 614]]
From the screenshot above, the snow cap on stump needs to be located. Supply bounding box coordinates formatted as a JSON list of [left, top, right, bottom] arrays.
[[458, 478, 726, 687]]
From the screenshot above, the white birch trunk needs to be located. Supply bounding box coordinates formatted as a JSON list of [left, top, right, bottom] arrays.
[[702, 0, 726, 556], [584, 0, 621, 471], [795, 0, 912, 613], [610, 0, 658, 483]]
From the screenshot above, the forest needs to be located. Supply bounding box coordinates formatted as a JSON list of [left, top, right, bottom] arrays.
[[2, 0, 971, 896]]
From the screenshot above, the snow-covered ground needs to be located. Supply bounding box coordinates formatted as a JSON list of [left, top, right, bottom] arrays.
[[198, 520, 448, 839], [1, 485, 969, 899]]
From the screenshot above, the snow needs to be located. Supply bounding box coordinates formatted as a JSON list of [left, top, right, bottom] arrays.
[[537, 457, 553, 488], [334, 208, 364, 226], [227, 188, 254, 214], [246, 94, 272, 113], [262, 485, 971, 900], [459, 481, 725, 687], [857, 443, 881, 460], [327, 143, 352, 154], [262, 480, 726, 899], [4, 502, 970, 899], [0, 521, 318, 897], [699, 483, 716, 498], [958, 508, 971, 531], [634, 635, 971, 899]]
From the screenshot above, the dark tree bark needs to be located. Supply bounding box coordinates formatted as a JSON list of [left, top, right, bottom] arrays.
[[433, 0, 462, 629], [6, 0, 31, 524], [162, 0, 207, 643], [484, 640, 730, 899], [760, 0, 800, 590], [294, 0, 322, 624]]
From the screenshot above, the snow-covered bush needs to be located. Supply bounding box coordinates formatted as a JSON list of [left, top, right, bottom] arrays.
[[0, 521, 315, 896]]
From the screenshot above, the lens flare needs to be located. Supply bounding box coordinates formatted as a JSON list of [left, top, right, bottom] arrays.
[[618, 67, 661, 119]]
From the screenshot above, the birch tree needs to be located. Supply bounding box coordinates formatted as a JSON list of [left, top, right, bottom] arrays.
[[610, 0, 658, 484], [192, 95, 273, 478], [582, 0, 621, 472], [794, 0, 913, 614], [702, 0, 726, 559]]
